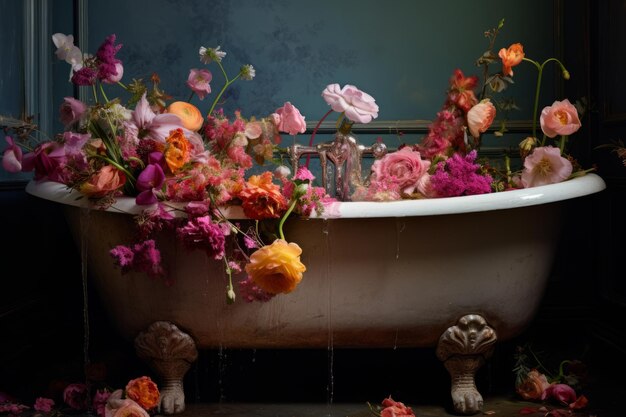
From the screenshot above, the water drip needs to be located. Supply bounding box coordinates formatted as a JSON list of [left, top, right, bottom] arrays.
[[395, 220, 406, 260], [79, 207, 91, 367], [323, 219, 334, 404]]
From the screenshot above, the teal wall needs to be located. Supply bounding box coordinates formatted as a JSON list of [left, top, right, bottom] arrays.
[[2, 0, 562, 181], [86, 0, 556, 122]]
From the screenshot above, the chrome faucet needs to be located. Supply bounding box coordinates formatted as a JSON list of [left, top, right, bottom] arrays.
[[286, 119, 387, 201]]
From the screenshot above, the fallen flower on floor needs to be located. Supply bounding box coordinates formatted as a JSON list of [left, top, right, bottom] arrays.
[[367, 396, 416, 417]]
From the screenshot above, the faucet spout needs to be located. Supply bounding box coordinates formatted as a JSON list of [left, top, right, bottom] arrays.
[[285, 121, 388, 201]]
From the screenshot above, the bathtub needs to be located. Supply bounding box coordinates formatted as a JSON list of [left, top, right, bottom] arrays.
[[25, 173, 606, 415]]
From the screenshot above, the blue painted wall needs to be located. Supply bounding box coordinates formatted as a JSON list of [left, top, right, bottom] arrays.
[[2, 0, 562, 181], [85, 0, 556, 122]]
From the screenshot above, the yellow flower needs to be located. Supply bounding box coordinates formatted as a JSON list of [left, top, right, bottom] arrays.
[[245, 239, 306, 294]]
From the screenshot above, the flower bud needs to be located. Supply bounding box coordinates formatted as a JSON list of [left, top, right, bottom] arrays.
[[227, 288, 236, 304], [274, 165, 291, 178], [295, 183, 309, 196], [519, 136, 538, 159], [562, 69, 570, 80]]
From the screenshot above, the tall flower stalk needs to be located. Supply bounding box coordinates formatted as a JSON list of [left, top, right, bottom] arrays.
[[523, 57, 570, 140]]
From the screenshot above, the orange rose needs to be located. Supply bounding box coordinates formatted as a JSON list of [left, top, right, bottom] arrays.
[[498, 43, 525, 77], [164, 128, 191, 173], [125, 376, 160, 410], [239, 171, 288, 219], [167, 101, 204, 131], [245, 239, 306, 294], [516, 369, 550, 400], [80, 165, 126, 197]]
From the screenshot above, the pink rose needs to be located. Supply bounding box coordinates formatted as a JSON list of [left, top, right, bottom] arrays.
[[186, 68, 212, 100], [521, 146, 573, 188], [541, 383, 577, 405], [274, 102, 306, 135], [63, 383, 89, 410], [59, 97, 87, 127], [540, 99, 581, 138], [380, 397, 415, 417], [467, 99, 496, 138], [34, 397, 55, 413], [370, 147, 430, 195], [322, 83, 379, 124]]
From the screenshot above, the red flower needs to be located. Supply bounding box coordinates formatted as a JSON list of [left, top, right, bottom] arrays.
[[380, 397, 415, 417]]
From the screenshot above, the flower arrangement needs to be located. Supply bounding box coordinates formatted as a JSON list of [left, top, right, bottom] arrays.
[[1, 20, 592, 304], [513, 345, 589, 414], [0, 376, 159, 417]]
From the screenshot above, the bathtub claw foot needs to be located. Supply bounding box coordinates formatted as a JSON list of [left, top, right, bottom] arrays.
[[436, 314, 497, 415], [134, 321, 198, 414]]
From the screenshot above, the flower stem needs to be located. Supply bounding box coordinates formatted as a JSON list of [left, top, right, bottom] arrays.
[[207, 61, 241, 116], [305, 108, 334, 169], [524, 57, 569, 140], [223, 256, 235, 304], [278, 198, 299, 241], [99, 83, 110, 103]]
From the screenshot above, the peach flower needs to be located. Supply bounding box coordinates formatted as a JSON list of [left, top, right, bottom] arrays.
[[166, 101, 204, 132], [80, 165, 126, 197], [521, 146, 573, 188], [105, 390, 150, 417], [125, 376, 160, 410], [164, 128, 191, 173], [498, 43, 525, 77], [516, 369, 550, 400], [539, 99, 581, 138], [245, 239, 306, 294], [467, 99, 496, 138]]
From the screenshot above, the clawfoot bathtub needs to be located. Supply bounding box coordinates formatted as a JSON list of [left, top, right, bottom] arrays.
[[26, 173, 606, 415]]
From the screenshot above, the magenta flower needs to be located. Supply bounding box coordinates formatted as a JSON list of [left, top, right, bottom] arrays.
[[63, 383, 89, 411], [1, 136, 23, 173], [136, 163, 165, 205], [321, 83, 379, 124], [274, 102, 307, 135], [33, 397, 55, 413], [540, 99, 581, 138], [71, 66, 98, 86], [294, 166, 315, 181], [96, 34, 123, 84], [59, 97, 87, 127], [186, 68, 212, 100], [541, 383, 577, 405], [430, 150, 493, 197], [176, 215, 226, 260], [521, 146, 573, 188], [92, 389, 111, 417], [110, 240, 164, 278]]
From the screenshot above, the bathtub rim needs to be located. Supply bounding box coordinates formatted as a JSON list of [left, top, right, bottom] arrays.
[[25, 173, 606, 219]]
